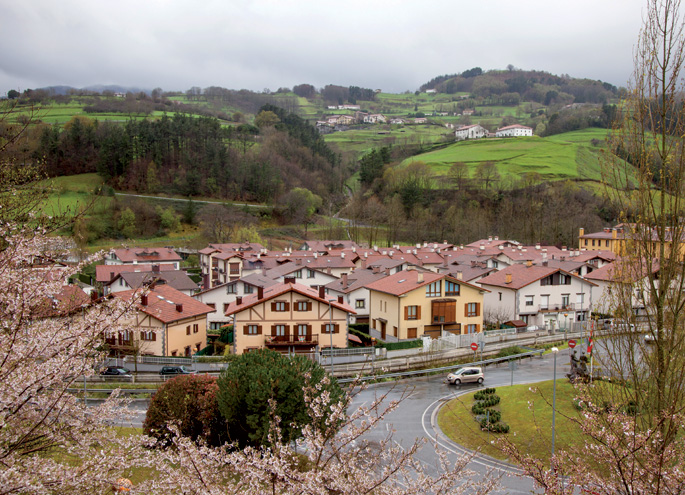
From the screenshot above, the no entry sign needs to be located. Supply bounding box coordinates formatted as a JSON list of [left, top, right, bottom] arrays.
[[470, 342, 479, 351], [568, 339, 577, 348]]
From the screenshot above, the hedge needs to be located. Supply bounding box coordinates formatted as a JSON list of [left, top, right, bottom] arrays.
[[376, 339, 423, 351]]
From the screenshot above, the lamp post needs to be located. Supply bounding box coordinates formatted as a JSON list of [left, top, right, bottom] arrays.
[[564, 313, 568, 332], [551, 346, 559, 463], [328, 298, 334, 377]]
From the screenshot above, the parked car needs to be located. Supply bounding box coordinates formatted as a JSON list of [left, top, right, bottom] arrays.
[[100, 366, 132, 376], [446, 367, 484, 385], [159, 365, 196, 375]]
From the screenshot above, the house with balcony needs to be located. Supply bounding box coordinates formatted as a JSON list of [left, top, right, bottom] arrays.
[[323, 268, 390, 324], [477, 262, 597, 330], [111, 285, 214, 357], [365, 269, 487, 341], [223, 281, 356, 355]]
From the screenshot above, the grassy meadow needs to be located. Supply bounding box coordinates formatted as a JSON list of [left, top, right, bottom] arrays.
[[402, 128, 610, 184]]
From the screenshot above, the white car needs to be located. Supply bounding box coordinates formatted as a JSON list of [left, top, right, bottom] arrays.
[[446, 367, 484, 385]]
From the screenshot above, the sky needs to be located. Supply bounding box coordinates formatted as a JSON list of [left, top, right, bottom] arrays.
[[0, 0, 647, 97]]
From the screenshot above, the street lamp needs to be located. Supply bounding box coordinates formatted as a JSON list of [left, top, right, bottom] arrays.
[[564, 313, 568, 332], [551, 346, 559, 463]]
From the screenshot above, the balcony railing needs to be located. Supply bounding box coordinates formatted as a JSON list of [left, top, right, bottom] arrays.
[[538, 303, 582, 312], [265, 334, 319, 346]]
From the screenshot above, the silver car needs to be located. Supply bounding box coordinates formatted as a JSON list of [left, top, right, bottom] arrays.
[[446, 367, 484, 385]]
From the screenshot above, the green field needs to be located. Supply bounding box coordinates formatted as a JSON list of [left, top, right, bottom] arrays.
[[324, 124, 452, 156], [39, 173, 111, 217], [438, 379, 582, 464], [402, 128, 609, 183]]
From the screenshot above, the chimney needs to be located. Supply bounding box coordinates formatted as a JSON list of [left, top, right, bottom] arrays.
[[417, 272, 424, 283], [384, 268, 390, 275], [236, 296, 242, 305], [314, 252, 318, 258], [579, 227, 585, 238], [152, 264, 160, 273], [319, 286, 326, 298], [110, 272, 115, 281], [494, 236, 499, 241], [526, 260, 533, 267], [488, 236, 492, 242], [505, 273, 512, 284], [337, 295, 343, 304], [141, 294, 148, 306], [542, 260, 548, 266], [342, 273, 348, 288], [352, 247, 356, 253], [382, 250, 387, 255], [341, 252, 345, 259], [499, 245, 504, 250], [361, 260, 367, 269], [480, 245, 485, 251], [372, 266, 379, 274], [535, 243, 540, 250], [257, 286, 264, 299], [423, 242, 427, 247], [296, 258, 302, 266], [176, 303, 183, 312], [284, 277, 295, 284], [389, 251, 394, 258], [374, 245, 378, 251], [456, 271, 463, 280]]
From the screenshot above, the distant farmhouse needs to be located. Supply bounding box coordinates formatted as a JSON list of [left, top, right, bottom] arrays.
[[495, 124, 533, 137], [455, 124, 488, 140]]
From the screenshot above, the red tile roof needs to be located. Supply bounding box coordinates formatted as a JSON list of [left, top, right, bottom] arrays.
[[223, 282, 356, 316], [114, 285, 214, 324], [478, 264, 596, 290], [363, 270, 487, 296], [96, 264, 176, 283], [111, 247, 182, 263]]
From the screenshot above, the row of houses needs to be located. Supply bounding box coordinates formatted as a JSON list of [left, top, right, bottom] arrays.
[[317, 113, 428, 128], [61, 224, 663, 358]]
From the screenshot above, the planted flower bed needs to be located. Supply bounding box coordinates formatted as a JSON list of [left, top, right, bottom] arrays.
[[471, 388, 509, 433]]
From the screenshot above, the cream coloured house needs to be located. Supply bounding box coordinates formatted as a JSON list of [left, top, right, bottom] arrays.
[[365, 269, 487, 341], [111, 285, 214, 357], [223, 281, 356, 355]]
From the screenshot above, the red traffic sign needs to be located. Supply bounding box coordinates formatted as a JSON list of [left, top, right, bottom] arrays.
[[568, 339, 577, 348], [470, 342, 479, 351]]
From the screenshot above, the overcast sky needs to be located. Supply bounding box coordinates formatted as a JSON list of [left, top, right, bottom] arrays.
[[0, 0, 647, 97]]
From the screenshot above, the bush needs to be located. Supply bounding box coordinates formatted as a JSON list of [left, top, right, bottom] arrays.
[[376, 339, 423, 351], [217, 349, 344, 448], [481, 422, 510, 433], [496, 346, 525, 358], [143, 374, 226, 447], [474, 388, 496, 400]]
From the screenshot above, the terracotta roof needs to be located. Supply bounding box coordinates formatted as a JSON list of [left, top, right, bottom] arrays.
[[96, 264, 176, 283], [363, 270, 488, 296], [208, 242, 265, 252], [35, 285, 91, 318], [116, 271, 198, 292], [223, 282, 356, 316], [497, 124, 533, 131], [324, 268, 390, 294], [572, 251, 617, 263], [478, 264, 596, 290], [111, 247, 182, 263], [114, 285, 214, 324]]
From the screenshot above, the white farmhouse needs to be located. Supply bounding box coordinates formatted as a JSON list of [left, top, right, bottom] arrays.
[[495, 124, 533, 137], [455, 124, 488, 141]]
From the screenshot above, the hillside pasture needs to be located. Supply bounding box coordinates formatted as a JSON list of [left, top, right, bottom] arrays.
[[324, 124, 451, 155], [403, 128, 610, 185]]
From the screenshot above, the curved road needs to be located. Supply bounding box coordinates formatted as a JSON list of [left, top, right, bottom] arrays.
[[115, 351, 571, 493]]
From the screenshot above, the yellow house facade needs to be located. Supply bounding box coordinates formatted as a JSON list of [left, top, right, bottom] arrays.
[[224, 281, 356, 355], [111, 285, 213, 357], [366, 269, 487, 340]]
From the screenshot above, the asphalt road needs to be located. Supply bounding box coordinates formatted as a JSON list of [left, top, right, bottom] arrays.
[[107, 350, 577, 494]]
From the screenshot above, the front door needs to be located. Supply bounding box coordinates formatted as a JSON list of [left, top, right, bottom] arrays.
[[380, 321, 386, 340]]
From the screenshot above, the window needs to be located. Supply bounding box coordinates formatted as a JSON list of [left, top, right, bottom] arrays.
[[272, 301, 288, 312], [576, 293, 584, 305], [407, 327, 418, 339], [223, 303, 230, 314], [206, 303, 216, 311], [171, 350, 177, 357], [226, 284, 237, 294], [592, 239, 596, 246], [561, 294, 570, 308], [525, 295, 534, 306], [466, 324, 478, 334], [297, 324, 309, 339], [244, 324, 261, 335], [466, 302, 480, 317], [445, 280, 460, 296], [186, 325, 191, 335], [432, 300, 456, 323], [273, 324, 287, 337], [293, 270, 302, 278], [426, 280, 441, 297], [498, 292, 502, 301], [321, 323, 339, 334], [355, 299, 365, 309], [541, 295, 549, 309], [296, 301, 311, 312], [140, 331, 156, 341], [606, 240, 609, 247], [405, 305, 419, 320], [243, 284, 254, 294], [193, 324, 199, 334], [184, 346, 191, 357], [229, 263, 240, 275], [584, 239, 588, 246], [307, 269, 315, 278]]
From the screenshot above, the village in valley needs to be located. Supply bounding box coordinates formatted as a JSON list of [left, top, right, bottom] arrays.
[[86, 226, 633, 361]]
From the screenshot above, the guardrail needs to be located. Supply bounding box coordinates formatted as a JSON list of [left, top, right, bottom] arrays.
[[336, 347, 543, 384]]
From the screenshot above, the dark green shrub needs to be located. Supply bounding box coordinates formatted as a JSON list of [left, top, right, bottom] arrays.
[[143, 374, 226, 447], [376, 339, 423, 351], [217, 349, 344, 448], [496, 346, 525, 358]]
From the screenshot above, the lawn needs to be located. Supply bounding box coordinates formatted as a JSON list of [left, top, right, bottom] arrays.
[[324, 125, 452, 155], [438, 379, 582, 464]]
